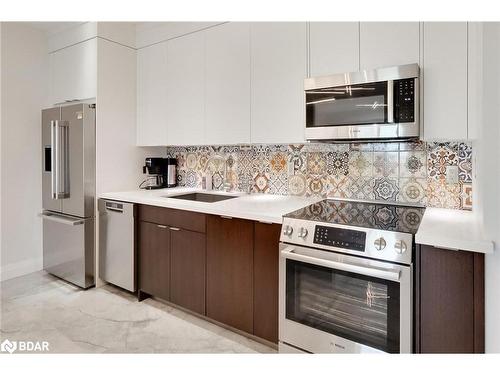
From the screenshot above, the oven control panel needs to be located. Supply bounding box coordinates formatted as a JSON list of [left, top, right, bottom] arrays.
[[313, 225, 366, 252], [280, 217, 414, 265]]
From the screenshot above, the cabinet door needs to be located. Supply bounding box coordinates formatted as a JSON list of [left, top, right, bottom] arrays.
[[170, 228, 206, 315], [205, 22, 251, 144], [250, 22, 306, 144], [166, 32, 205, 146], [138, 221, 170, 301], [136, 42, 168, 146], [309, 22, 359, 77], [253, 222, 281, 343], [417, 245, 484, 353], [423, 22, 468, 140], [50, 38, 97, 104], [206, 215, 254, 334], [360, 22, 420, 70], [467, 22, 483, 141]]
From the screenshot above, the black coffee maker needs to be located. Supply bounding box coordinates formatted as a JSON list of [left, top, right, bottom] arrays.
[[142, 157, 177, 189]]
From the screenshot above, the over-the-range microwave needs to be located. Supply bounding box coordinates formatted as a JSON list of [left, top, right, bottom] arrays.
[[304, 63, 420, 142]]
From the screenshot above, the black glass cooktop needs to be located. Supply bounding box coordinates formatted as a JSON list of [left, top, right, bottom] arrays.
[[285, 199, 425, 234]]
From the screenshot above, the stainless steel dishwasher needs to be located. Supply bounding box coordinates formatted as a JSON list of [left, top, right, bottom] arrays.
[[98, 199, 136, 292]]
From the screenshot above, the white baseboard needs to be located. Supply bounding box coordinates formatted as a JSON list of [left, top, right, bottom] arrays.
[[0, 257, 43, 281]]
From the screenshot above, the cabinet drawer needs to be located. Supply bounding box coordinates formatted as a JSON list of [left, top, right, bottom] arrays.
[[138, 204, 206, 233]]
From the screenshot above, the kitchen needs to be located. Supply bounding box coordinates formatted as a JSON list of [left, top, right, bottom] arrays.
[[1, 1, 500, 372]]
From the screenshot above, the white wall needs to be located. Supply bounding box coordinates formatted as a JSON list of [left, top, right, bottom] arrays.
[[1, 23, 2, 283], [0, 22, 50, 280], [477, 22, 500, 353]]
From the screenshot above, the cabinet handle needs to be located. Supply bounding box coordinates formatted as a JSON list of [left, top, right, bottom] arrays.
[[169, 227, 181, 231], [258, 221, 274, 225], [157, 224, 167, 229], [220, 215, 233, 220]]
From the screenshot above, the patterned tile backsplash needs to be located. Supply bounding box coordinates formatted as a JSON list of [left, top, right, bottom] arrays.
[[166, 141, 473, 210]]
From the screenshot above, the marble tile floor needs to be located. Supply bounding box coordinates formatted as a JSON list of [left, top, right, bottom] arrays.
[[0, 271, 276, 354]]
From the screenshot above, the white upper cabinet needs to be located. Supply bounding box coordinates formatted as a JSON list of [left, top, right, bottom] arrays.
[[136, 42, 168, 146], [132, 21, 479, 145], [250, 22, 307, 144], [309, 22, 359, 77], [136, 22, 223, 49], [360, 22, 420, 70], [205, 22, 251, 144], [423, 22, 468, 140], [165, 32, 205, 146], [467, 22, 483, 141], [50, 38, 97, 104]]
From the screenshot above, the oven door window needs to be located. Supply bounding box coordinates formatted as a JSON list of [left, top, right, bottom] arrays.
[[286, 259, 400, 353], [306, 81, 389, 127]]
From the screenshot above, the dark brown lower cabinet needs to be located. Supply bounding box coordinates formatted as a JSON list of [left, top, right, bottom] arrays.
[[170, 228, 206, 315], [138, 221, 171, 301], [137, 205, 282, 345], [206, 215, 254, 334], [416, 245, 485, 353], [253, 222, 281, 343]]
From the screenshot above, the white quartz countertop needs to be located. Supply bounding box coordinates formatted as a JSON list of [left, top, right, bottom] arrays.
[[415, 207, 494, 254], [99, 187, 320, 224]]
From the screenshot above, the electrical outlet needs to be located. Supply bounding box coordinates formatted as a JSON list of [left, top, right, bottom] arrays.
[[446, 165, 459, 184]]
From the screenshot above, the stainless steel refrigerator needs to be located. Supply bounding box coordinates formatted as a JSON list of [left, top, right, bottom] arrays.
[[41, 103, 95, 288]]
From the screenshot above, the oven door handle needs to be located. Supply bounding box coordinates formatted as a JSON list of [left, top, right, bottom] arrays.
[[281, 248, 401, 282]]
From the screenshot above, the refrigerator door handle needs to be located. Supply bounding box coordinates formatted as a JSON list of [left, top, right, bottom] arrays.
[[51, 120, 69, 199], [59, 122, 69, 198], [40, 212, 85, 226], [50, 120, 59, 199]]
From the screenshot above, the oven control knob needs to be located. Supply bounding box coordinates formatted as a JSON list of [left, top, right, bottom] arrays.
[[374, 237, 387, 251], [394, 240, 408, 254], [283, 225, 293, 236], [298, 227, 308, 238]]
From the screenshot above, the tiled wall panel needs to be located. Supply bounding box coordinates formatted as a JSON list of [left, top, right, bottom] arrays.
[[166, 141, 473, 210]]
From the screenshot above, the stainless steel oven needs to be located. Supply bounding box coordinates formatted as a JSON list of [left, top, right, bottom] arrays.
[[278, 199, 424, 354], [279, 244, 412, 353], [304, 64, 419, 142]]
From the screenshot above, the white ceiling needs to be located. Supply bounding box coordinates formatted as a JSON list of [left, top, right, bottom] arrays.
[[24, 22, 86, 35]]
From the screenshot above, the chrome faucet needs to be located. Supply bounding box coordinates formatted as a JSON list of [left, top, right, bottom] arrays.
[[204, 154, 231, 192]]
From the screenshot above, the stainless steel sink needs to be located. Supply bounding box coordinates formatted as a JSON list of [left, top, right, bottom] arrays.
[[167, 192, 237, 203]]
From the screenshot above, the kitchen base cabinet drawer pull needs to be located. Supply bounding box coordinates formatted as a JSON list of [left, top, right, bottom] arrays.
[[220, 215, 233, 220], [157, 224, 167, 229], [169, 227, 181, 231]]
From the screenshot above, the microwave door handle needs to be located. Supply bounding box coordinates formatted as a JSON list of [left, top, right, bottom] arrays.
[[387, 80, 394, 123], [281, 248, 401, 282]]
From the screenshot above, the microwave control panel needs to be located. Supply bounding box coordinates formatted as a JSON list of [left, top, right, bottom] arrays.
[[394, 78, 415, 123]]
